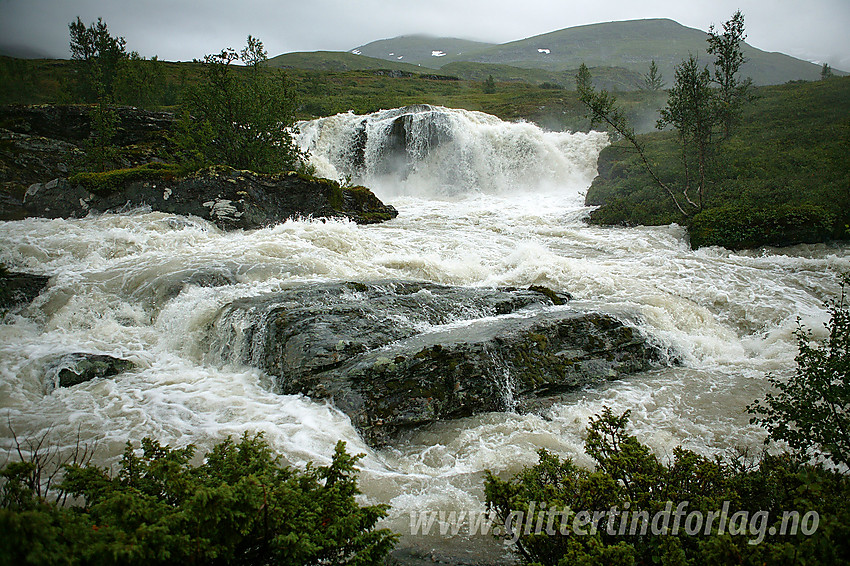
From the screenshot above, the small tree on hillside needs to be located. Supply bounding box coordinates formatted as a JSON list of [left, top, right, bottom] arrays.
[[576, 63, 693, 217], [68, 16, 128, 102], [707, 10, 752, 138], [821, 63, 834, 80], [577, 11, 752, 218], [642, 59, 665, 91], [84, 67, 119, 172], [657, 54, 716, 212], [483, 74, 496, 94]]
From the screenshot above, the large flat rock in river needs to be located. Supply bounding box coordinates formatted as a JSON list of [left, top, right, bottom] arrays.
[[212, 281, 664, 446]]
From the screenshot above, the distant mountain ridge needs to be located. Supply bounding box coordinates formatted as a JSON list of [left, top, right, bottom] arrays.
[[348, 18, 843, 86], [352, 35, 496, 67]]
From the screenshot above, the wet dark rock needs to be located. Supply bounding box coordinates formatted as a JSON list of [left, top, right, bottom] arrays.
[[153, 265, 239, 304], [373, 105, 453, 179], [0, 269, 50, 310], [21, 166, 398, 230], [213, 281, 662, 446], [44, 353, 135, 390]]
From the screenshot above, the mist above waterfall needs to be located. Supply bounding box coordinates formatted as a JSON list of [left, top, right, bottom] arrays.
[[297, 105, 609, 200]]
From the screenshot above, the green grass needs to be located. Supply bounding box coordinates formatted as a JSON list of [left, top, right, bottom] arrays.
[[267, 50, 427, 73], [586, 76, 850, 248], [0, 56, 683, 133]]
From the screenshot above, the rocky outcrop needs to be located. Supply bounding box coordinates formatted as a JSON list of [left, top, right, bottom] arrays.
[[373, 105, 453, 179], [0, 104, 177, 220], [21, 166, 398, 229], [211, 281, 662, 446], [0, 269, 50, 310], [1, 105, 398, 228], [44, 353, 135, 391], [0, 104, 176, 146]]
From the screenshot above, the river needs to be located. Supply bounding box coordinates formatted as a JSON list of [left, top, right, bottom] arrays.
[[0, 106, 847, 561]]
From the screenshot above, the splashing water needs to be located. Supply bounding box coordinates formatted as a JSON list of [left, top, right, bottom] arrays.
[[296, 104, 609, 199], [1, 107, 847, 557]]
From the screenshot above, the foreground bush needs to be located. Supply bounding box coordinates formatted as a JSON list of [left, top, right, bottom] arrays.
[[485, 409, 850, 565], [0, 434, 397, 566]]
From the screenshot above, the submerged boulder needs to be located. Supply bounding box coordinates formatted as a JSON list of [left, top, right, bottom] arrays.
[[212, 281, 662, 446], [44, 353, 135, 391], [21, 166, 398, 230]]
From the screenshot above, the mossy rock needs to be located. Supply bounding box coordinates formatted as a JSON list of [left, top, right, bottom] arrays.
[[69, 162, 181, 195]]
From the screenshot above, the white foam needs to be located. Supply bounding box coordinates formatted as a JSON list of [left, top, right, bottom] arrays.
[[1, 106, 847, 547]]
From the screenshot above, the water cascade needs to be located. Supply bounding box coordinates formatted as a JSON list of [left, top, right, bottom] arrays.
[[1, 106, 848, 561], [297, 105, 609, 198]]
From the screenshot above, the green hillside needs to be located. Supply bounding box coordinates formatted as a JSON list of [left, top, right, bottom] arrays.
[[355, 19, 843, 88], [351, 35, 495, 67], [585, 76, 850, 248], [266, 51, 426, 73], [440, 61, 644, 91]]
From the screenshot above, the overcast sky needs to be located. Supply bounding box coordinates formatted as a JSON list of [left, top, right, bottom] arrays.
[[2, 0, 848, 69]]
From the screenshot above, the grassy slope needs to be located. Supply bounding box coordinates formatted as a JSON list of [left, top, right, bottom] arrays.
[[436, 19, 841, 86], [0, 55, 668, 133], [439, 61, 644, 91], [586, 76, 850, 248]]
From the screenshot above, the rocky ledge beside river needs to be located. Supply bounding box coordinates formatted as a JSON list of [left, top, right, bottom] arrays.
[[0, 104, 397, 227]]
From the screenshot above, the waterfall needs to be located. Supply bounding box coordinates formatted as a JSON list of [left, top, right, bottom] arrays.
[[296, 105, 609, 198]]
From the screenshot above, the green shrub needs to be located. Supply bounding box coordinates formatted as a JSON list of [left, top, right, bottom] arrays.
[[176, 37, 303, 175], [688, 203, 835, 249], [485, 408, 850, 565], [0, 434, 397, 566]]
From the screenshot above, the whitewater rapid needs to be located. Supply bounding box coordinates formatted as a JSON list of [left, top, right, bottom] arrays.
[[1, 106, 847, 557]]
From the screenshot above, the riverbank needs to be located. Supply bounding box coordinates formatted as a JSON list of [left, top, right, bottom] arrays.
[[585, 76, 850, 250]]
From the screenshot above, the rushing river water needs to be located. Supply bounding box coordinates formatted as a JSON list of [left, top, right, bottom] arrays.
[[1, 106, 847, 560]]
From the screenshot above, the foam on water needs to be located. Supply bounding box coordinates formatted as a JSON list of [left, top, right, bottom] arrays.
[[1, 107, 848, 546]]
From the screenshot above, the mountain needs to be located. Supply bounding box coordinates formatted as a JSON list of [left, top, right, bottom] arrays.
[[349, 19, 842, 87], [351, 35, 496, 67]]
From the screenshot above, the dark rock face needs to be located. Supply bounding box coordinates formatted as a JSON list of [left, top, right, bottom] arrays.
[[0, 104, 176, 146], [22, 167, 398, 230], [1, 104, 176, 220], [212, 281, 661, 446], [373, 105, 454, 179], [44, 353, 135, 390], [0, 270, 50, 310]]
